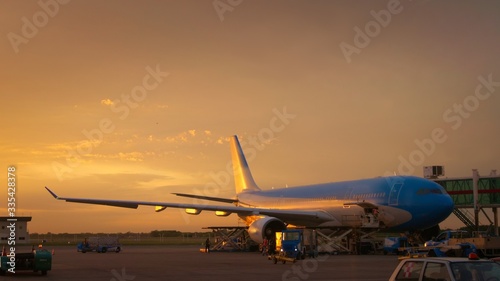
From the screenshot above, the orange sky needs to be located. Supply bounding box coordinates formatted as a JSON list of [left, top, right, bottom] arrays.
[[1, 0, 499, 233]]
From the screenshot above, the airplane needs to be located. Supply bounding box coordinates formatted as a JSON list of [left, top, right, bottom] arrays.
[[45, 135, 454, 243]]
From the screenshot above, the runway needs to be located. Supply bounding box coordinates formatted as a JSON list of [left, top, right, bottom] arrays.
[[8, 245, 401, 280]]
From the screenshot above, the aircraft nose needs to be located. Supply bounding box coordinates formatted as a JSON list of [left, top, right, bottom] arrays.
[[424, 185, 454, 225], [409, 181, 455, 228], [436, 193, 454, 221]]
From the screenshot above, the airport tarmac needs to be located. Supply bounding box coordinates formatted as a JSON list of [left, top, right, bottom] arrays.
[[6, 245, 401, 280]]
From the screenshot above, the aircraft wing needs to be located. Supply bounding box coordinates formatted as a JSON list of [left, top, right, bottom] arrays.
[[45, 187, 333, 223]]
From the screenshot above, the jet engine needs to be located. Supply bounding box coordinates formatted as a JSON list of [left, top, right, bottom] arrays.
[[247, 217, 286, 244]]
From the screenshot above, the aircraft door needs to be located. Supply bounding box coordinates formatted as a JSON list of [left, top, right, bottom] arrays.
[[388, 183, 403, 206]]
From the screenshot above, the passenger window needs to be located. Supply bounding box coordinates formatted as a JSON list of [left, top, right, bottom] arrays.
[[423, 262, 450, 281], [395, 261, 423, 281]]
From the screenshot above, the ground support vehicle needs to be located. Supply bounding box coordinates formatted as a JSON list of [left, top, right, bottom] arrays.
[[425, 230, 500, 258], [424, 230, 471, 247], [427, 243, 484, 258], [0, 248, 52, 276], [384, 236, 412, 255], [269, 229, 317, 264], [448, 237, 500, 258], [389, 255, 500, 281], [77, 237, 121, 253]]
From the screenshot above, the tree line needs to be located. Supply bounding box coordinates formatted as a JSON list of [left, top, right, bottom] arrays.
[[30, 230, 210, 239]]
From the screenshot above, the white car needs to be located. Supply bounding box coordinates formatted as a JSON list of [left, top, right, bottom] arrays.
[[389, 254, 500, 281]]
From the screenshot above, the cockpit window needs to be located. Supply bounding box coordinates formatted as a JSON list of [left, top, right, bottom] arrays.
[[416, 188, 443, 195]]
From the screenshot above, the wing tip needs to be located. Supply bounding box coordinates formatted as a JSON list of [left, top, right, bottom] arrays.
[[45, 186, 59, 199]]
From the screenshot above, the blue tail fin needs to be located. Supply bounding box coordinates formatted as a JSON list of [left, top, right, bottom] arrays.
[[229, 135, 261, 194]]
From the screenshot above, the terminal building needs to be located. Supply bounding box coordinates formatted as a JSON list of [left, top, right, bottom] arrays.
[[0, 216, 32, 244]]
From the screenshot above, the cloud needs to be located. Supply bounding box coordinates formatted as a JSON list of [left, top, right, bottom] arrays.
[[101, 99, 114, 106], [81, 151, 145, 162], [117, 152, 144, 161], [162, 130, 228, 146], [165, 130, 196, 143]]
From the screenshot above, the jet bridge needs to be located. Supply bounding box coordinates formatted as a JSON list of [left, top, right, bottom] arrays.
[[431, 169, 500, 236]]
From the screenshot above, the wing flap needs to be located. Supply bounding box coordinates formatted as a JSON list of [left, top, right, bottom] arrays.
[[172, 193, 237, 204]]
